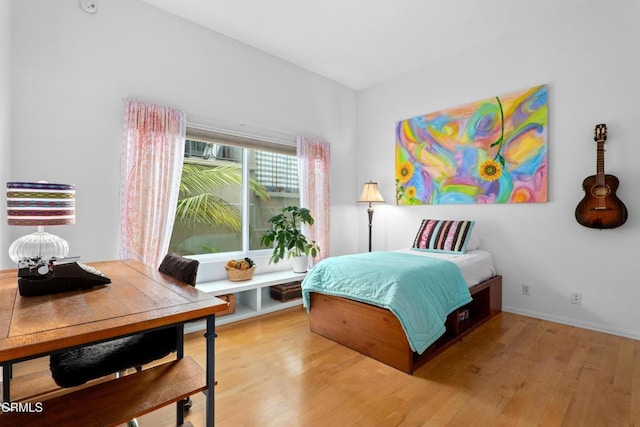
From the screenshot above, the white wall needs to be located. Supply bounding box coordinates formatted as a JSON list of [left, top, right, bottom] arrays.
[[9, 0, 640, 340], [0, 0, 10, 386], [0, 0, 11, 267], [357, 0, 640, 338], [7, 0, 360, 276]]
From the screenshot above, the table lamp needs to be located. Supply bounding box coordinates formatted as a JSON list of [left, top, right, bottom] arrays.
[[357, 181, 385, 252], [6, 181, 76, 263]]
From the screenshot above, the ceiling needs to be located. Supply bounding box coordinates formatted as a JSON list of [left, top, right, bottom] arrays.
[[139, 0, 591, 90]]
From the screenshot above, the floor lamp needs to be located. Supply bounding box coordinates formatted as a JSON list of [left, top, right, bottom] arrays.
[[357, 181, 385, 252]]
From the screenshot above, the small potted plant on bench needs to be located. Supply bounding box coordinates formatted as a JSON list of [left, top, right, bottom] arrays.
[[260, 206, 320, 273]]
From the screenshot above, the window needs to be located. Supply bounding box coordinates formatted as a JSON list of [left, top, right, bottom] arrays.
[[168, 127, 299, 257]]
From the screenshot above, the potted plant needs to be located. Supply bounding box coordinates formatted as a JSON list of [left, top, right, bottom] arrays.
[[260, 206, 320, 272]]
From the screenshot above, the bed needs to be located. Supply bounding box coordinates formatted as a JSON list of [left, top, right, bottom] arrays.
[[302, 220, 501, 374]]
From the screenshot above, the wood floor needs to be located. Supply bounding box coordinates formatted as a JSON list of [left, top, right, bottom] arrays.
[[12, 307, 640, 426]]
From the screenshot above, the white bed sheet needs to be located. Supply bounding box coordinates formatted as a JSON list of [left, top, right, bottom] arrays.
[[393, 248, 496, 287]]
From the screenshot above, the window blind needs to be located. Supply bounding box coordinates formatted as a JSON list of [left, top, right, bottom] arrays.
[[186, 126, 296, 156]]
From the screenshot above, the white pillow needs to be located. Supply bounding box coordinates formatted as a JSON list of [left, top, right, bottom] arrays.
[[466, 233, 481, 251]]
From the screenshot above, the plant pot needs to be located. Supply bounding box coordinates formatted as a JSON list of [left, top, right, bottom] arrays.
[[291, 255, 308, 273]]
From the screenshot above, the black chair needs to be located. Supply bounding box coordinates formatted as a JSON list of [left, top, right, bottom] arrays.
[[49, 254, 199, 422]]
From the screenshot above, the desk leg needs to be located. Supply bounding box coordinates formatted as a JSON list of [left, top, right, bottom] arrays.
[[2, 364, 11, 402], [176, 325, 185, 425], [204, 315, 216, 427]]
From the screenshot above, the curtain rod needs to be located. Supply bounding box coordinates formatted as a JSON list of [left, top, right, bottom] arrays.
[[186, 115, 297, 148]]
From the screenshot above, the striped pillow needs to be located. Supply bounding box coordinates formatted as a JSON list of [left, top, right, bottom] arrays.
[[411, 219, 475, 254]]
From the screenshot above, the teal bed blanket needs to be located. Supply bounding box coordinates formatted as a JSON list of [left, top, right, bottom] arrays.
[[301, 251, 472, 354]]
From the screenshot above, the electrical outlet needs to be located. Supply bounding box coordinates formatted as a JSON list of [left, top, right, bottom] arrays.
[[522, 284, 530, 296], [571, 292, 582, 304]]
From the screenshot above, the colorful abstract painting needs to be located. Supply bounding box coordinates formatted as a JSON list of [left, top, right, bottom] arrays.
[[395, 84, 548, 205]]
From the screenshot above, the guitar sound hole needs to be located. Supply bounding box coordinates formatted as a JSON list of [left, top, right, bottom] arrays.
[[591, 185, 610, 197]]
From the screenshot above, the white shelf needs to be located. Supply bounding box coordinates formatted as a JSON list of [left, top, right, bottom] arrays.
[[187, 269, 306, 331]]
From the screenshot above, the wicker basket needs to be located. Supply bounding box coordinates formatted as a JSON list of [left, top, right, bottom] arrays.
[[215, 294, 236, 317], [225, 265, 256, 282]]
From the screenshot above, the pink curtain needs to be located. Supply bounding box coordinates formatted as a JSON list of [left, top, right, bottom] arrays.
[[120, 99, 186, 268], [297, 137, 330, 265]]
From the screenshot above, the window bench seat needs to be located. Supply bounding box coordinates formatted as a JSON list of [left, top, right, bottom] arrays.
[[190, 270, 307, 330]]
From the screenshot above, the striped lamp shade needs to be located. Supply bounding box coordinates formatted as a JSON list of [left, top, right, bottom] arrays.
[[7, 182, 76, 226]]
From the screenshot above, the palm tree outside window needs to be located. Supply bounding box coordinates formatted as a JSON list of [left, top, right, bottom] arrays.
[[168, 130, 300, 256]]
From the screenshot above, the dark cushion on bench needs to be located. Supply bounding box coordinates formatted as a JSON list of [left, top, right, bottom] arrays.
[[158, 253, 199, 286], [50, 328, 178, 388]]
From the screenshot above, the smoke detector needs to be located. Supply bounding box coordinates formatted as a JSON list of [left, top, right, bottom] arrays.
[[80, 0, 97, 14]]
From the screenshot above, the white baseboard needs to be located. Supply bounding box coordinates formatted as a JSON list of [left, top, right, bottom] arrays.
[[503, 305, 640, 341]]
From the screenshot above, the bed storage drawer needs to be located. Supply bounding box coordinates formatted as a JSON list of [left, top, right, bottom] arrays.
[[448, 275, 501, 336]]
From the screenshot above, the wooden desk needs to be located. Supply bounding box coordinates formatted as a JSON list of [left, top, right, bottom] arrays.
[[0, 259, 227, 426]]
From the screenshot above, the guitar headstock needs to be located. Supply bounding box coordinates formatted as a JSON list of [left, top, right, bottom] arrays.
[[594, 123, 607, 143]]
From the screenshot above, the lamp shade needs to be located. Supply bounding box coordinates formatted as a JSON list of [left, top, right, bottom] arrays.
[[7, 182, 76, 226], [357, 181, 385, 204], [7, 181, 76, 263]]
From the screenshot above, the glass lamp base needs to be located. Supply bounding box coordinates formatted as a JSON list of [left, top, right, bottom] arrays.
[[8, 231, 70, 264]]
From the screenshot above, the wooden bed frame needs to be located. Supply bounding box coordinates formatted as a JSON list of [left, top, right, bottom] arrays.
[[308, 275, 502, 374]]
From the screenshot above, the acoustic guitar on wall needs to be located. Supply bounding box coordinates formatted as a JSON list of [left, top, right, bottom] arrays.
[[575, 123, 628, 229]]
